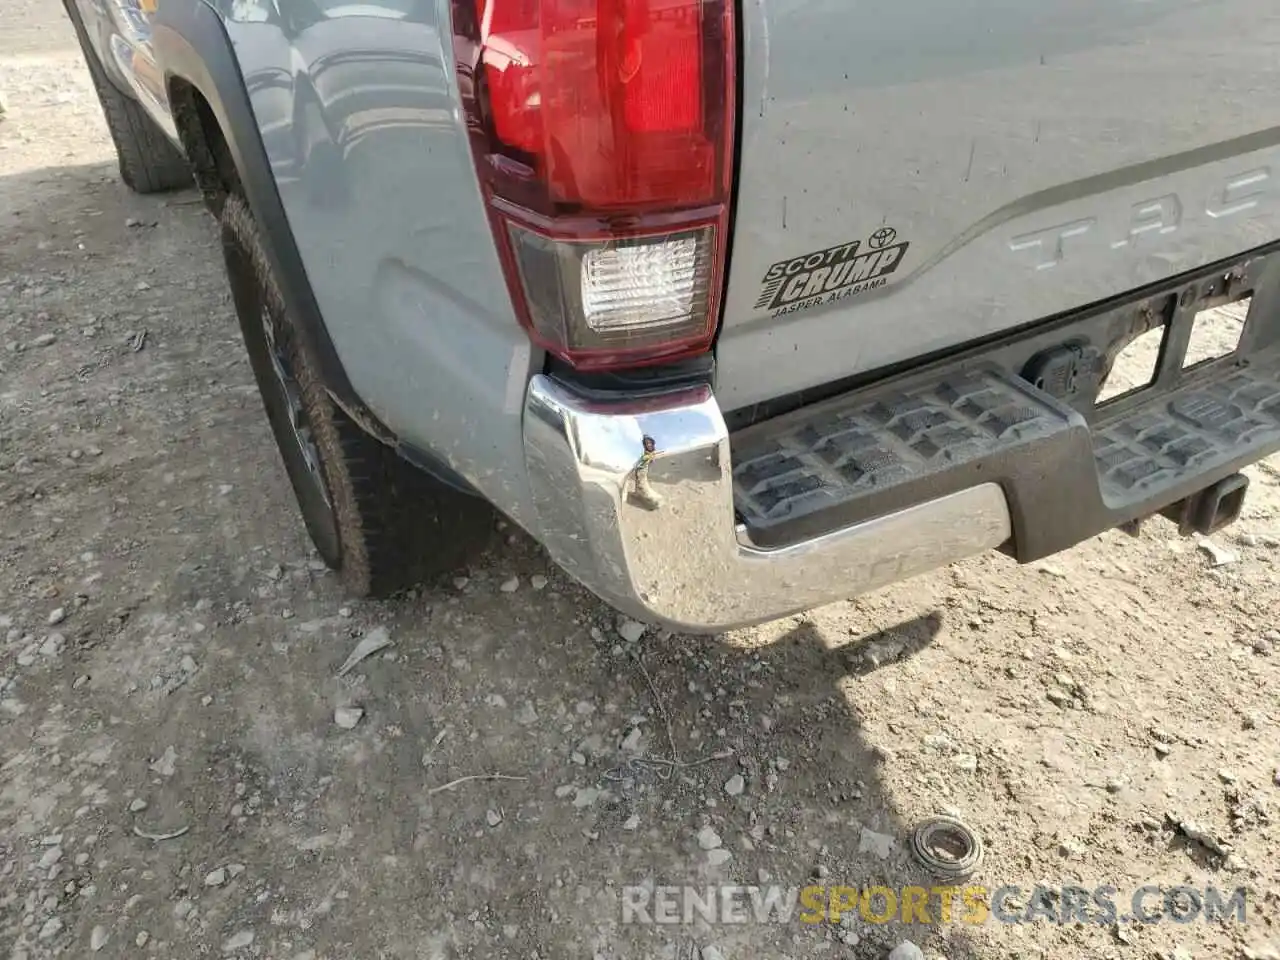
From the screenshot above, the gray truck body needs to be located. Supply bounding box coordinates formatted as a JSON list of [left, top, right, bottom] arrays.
[[72, 0, 1280, 629]]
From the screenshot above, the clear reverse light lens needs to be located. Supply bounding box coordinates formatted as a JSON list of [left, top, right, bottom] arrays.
[[507, 224, 716, 365], [580, 235, 708, 333]]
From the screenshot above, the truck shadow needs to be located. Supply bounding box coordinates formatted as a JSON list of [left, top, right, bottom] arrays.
[[562, 599, 985, 958], [0, 159, 989, 960], [780, 612, 945, 677]]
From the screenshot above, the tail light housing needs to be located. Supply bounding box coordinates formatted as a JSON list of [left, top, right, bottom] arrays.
[[451, 0, 736, 370]]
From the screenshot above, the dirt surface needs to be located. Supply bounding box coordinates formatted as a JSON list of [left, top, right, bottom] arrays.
[[2, 9, 1280, 960]]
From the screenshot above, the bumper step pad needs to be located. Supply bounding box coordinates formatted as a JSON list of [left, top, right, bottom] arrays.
[[1093, 366, 1280, 502], [733, 368, 1067, 534], [732, 351, 1280, 558]]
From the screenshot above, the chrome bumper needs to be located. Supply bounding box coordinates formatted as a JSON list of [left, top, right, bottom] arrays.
[[522, 375, 1013, 633]]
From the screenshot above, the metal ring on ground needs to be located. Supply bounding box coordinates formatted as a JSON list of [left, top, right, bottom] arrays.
[[910, 816, 984, 879]]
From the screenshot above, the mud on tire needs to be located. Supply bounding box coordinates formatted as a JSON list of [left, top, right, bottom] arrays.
[[219, 193, 494, 596]]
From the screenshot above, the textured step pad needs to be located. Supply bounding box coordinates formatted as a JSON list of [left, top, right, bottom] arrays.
[[732, 367, 1069, 533], [1093, 362, 1280, 505], [732, 353, 1280, 543]]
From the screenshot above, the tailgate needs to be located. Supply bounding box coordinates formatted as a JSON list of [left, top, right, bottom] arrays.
[[717, 0, 1280, 411]]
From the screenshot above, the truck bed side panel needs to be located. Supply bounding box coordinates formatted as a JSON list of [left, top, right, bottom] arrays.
[[719, 0, 1280, 410]]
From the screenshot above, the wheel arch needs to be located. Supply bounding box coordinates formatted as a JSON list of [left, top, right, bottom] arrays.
[[152, 3, 395, 445], [167, 77, 235, 214]]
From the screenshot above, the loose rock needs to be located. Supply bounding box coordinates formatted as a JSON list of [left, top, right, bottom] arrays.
[[1198, 538, 1239, 567], [39, 633, 65, 658], [1168, 813, 1230, 857], [1058, 837, 1086, 858], [38, 917, 64, 941], [90, 925, 108, 951], [336, 628, 393, 677], [617, 619, 646, 643], [706, 848, 733, 866], [204, 867, 227, 887], [858, 827, 895, 860], [696, 826, 723, 850], [618, 727, 644, 753], [923, 733, 955, 752], [499, 576, 520, 593], [47, 607, 66, 625], [887, 942, 926, 960], [150, 745, 178, 777], [1047, 688, 1072, 707], [223, 929, 255, 952], [861, 636, 906, 667], [515, 701, 539, 725], [724, 774, 745, 796], [334, 706, 364, 729]]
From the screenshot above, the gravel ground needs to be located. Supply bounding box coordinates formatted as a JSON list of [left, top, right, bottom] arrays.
[[2, 7, 1279, 960]]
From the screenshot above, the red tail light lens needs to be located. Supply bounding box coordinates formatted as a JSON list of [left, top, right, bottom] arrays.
[[452, 0, 736, 369]]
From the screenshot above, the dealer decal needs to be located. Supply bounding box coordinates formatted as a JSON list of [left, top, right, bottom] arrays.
[[754, 227, 909, 317]]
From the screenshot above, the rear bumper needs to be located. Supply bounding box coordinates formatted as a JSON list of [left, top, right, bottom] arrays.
[[522, 246, 1280, 634], [522, 375, 1012, 633]]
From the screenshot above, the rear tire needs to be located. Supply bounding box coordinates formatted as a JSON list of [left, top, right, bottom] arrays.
[[63, 1, 192, 193], [219, 193, 494, 596]]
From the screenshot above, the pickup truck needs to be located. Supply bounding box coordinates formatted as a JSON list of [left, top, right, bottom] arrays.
[[66, 0, 1280, 632]]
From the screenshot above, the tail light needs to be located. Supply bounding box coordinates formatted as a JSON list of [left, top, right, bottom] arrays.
[[452, 0, 736, 370]]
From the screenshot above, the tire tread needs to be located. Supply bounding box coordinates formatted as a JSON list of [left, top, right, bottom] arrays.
[[219, 194, 494, 597], [66, 1, 192, 193]]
